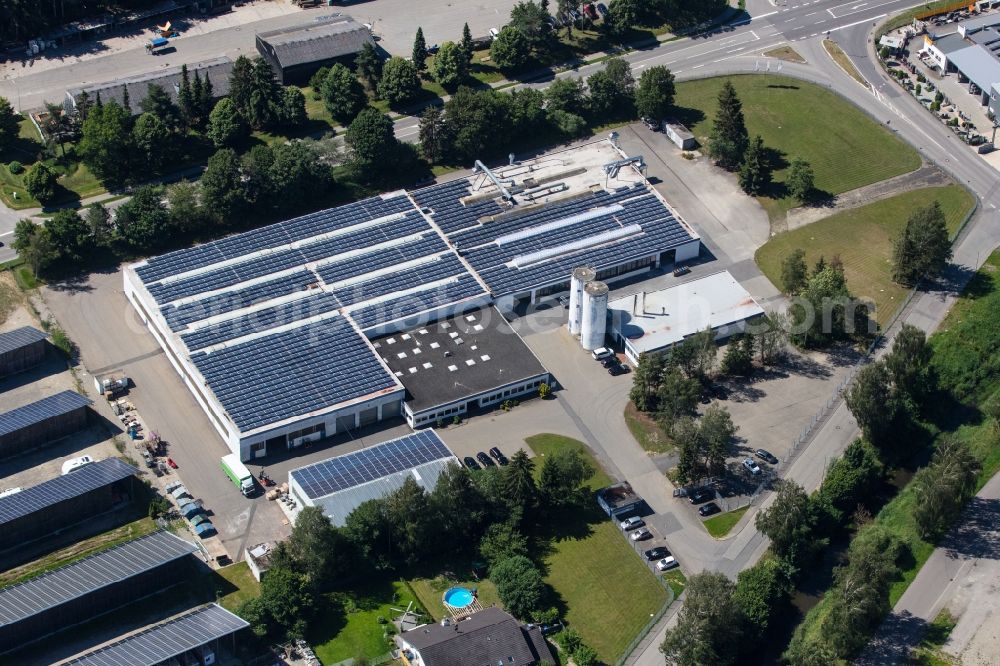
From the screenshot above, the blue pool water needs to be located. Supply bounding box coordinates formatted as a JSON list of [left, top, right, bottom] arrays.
[[443, 587, 474, 608]]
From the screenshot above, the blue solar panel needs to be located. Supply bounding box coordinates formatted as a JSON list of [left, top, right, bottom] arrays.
[[0, 458, 139, 526], [326, 254, 469, 307], [0, 326, 47, 356], [190, 318, 398, 431], [0, 390, 92, 438], [290, 430, 452, 499], [349, 276, 486, 331]]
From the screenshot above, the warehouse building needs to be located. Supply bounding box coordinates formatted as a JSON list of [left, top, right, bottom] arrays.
[[0, 530, 198, 652], [0, 458, 139, 548], [65, 56, 234, 116], [608, 271, 765, 365], [919, 13, 1000, 115], [372, 307, 550, 427], [0, 389, 92, 459], [58, 603, 248, 666], [0, 326, 48, 378], [288, 430, 459, 526], [125, 139, 700, 460], [256, 15, 372, 84]]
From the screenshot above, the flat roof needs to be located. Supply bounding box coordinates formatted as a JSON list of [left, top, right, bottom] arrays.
[[959, 12, 1000, 34], [0, 458, 139, 526], [0, 326, 47, 355], [947, 43, 1000, 92], [0, 531, 197, 626], [609, 271, 764, 353], [257, 15, 372, 67], [371, 306, 547, 413], [59, 603, 248, 666], [0, 390, 92, 438], [931, 31, 970, 54], [599, 482, 642, 509]]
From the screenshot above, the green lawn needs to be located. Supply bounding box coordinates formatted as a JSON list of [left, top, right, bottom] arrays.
[[408, 574, 500, 620], [674, 75, 921, 222], [755, 185, 975, 327], [216, 562, 260, 613], [702, 505, 749, 538], [910, 609, 958, 666], [311, 580, 419, 664], [525, 434, 669, 663]]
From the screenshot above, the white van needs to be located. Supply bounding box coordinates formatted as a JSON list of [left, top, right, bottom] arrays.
[[0, 487, 23, 498], [62, 455, 96, 475], [591, 347, 614, 361]]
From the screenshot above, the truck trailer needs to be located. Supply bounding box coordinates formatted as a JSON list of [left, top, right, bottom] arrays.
[[221, 454, 256, 497]]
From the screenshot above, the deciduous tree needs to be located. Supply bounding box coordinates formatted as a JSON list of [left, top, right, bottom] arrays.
[[321, 63, 368, 124], [131, 112, 171, 171], [509, 0, 550, 45], [44, 209, 90, 262], [892, 201, 952, 285], [345, 108, 399, 182], [635, 65, 675, 120], [587, 56, 634, 119], [433, 41, 469, 88], [200, 148, 246, 221], [845, 360, 901, 450], [786, 157, 815, 201], [114, 185, 170, 249], [661, 571, 745, 666], [378, 57, 421, 105], [544, 77, 588, 115], [78, 101, 134, 185], [755, 479, 817, 566], [490, 555, 544, 620], [24, 163, 57, 203], [490, 26, 532, 70], [780, 248, 808, 294]]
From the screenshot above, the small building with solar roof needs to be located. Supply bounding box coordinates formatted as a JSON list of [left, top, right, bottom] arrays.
[[0, 389, 92, 459], [0, 457, 139, 547], [0, 326, 48, 377], [0, 530, 198, 652], [288, 430, 459, 526], [124, 138, 700, 461]]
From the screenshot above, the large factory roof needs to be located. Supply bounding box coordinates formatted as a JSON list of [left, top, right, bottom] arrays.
[[0, 326, 47, 356], [0, 458, 139, 526], [257, 15, 372, 68], [59, 603, 249, 666], [0, 531, 196, 626], [0, 390, 91, 438]]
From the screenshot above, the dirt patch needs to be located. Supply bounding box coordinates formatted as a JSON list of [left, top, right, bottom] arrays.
[[764, 45, 806, 64], [0, 271, 28, 327], [625, 401, 674, 454]]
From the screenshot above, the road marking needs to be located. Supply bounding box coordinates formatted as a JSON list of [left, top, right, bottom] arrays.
[[727, 47, 745, 53], [692, 63, 705, 68], [0, 231, 13, 238], [805, 11, 818, 16], [852, 3, 869, 9], [753, 10, 778, 19], [828, 13, 887, 32]]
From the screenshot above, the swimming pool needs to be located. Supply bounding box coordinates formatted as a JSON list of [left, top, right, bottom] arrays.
[[443, 586, 474, 609]]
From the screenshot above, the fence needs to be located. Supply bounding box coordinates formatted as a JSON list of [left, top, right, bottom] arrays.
[[612, 575, 676, 666]]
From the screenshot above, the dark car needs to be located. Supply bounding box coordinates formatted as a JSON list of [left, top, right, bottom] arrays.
[[463, 456, 480, 471], [688, 488, 713, 505], [755, 449, 779, 465], [673, 265, 691, 277], [489, 446, 509, 466], [644, 546, 670, 561], [601, 356, 617, 368], [643, 117, 660, 131], [477, 452, 495, 467], [608, 362, 629, 376], [699, 502, 721, 517], [711, 385, 729, 400]]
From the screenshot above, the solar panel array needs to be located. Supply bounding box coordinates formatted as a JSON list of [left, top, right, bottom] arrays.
[[325, 254, 469, 307], [190, 317, 398, 431], [411, 179, 503, 235], [0, 458, 139, 526], [60, 603, 249, 666], [0, 326, 47, 356], [0, 530, 197, 625], [316, 234, 446, 286], [290, 430, 452, 499], [349, 276, 485, 332], [0, 390, 92, 438]]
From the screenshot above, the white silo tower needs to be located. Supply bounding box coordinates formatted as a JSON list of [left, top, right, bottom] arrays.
[[568, 267, 596, 336], [580, 281, 609, 351]]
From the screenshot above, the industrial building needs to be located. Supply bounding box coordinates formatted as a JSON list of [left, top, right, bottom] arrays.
[[597, 482, 645, 519], [0, 389, 92, 459], [288, 430, 459, 526], [372, 307, 550, 427], [124, 138, 700, 459], [0, 326, 48, 377], [0, 530, 198, 653], [919, 12, 1000, 116], [58, 603, 248, 666], [65, 57, 234, 116], [256, 15, 373, 84], [607, 271, 765, 365], [0, 458, 139, 547]]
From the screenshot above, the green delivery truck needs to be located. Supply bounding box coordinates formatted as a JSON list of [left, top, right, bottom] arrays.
[[221, 453, 256, 497]]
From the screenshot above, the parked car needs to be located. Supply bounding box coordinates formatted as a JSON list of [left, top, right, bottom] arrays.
[[631, 527, 653, 541], [489, 446, 509, 466], [62, 455, 96, 475], [489, 27, 500, 40], [656, 556, 679, 571], [190, 513, 211, 527], [699, 502, 721, 517], [754, 449, 778, 465], [194, 521, 217, 538], [742, 458, 762, 476], [688, 488, 712, 505], [644, 546, 670, 561], [620, 516, 645, 530], [477, 452, 495, 467], [592, 347, 614, 361], [463, 456, 481, 470], [601, 356, 618, 368], [643, 117, 660, 131], [608, 362, 629, 376], [673, 264, 691, 277]]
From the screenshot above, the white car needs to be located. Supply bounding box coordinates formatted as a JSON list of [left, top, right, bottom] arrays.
[[630, 527, 652, 541], [742, 457, 762, 476], [592, 347, 614, 361], [656, 556, 678, 571], [620, 516, 644, 530], [0, 487, 23, 498], [62, 455, 96, 475], [489, 27, 501, 40]]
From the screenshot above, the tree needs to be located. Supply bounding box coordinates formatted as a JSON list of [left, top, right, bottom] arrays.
[[791, 264, 870, 348], [321, 64, 367, 124], [433, 41, 469, 88], [734, 558, 788, 638], [738, 134, 770, 195], [378, 57, 421, 105], [509, 1, 550, 46], [892, 201, 952, 285], [228, 55, 254, 116], [418, 105, 452, 163], [490, 555, 544, 620], [548, 108, 588, 138], [490, 26, 532, 70], [755, 480, 816, 566], [544, 77, 588, 115], [12, 220, 56, 275], [165, 180, 206, 233], [256, 565, 315, 640], [0, 97, 20, 150], [241, 144, 275, 205], [720, 333, 754, 376], [246, 57, 281, 129], [845, 360, 901, 450], [140, 84, 180, 131], [479, 521, 531, 564], [412, 27, 428, 72], [24, 163, 57, 203], [44, 209, 90, 262], [308, 67, 330, 98], [443, 87, 510, 161], [911, 438, 980, 540], [607, 0, 642, 35], [355, 42, 383, 89], [629, 352, 664, 412], [344, 498, 396, 570], [700, 405, 737, 477], [345, 108, 399, 182], [198, 71, 215, 122], [752, 310, 789, 366], [114, 186, 169, 249], [708, 80, 748, 171], [557, 0, 577, 36], [178, 64, 194, 127], [660, 571, 745, 666], [75, 91, 93, 122], [507, 88, 546, 133], [656, 366, 701, 433], [85, 202, 112, 247], [278, 87, 307, 128], [538, 448, 594, 507], [132, 112, 171, 171], [672, 326, 716, 380], [430, 463, 489, 544], [635, 65, 675, 121], [41, 102, 75, 156], [884, 323, 932, 403], [504, 449, 537, 514], [200, 148, 246, 222], [818, 439, 883, 522], [786, 157, 815, 201], [78, 101, 134, 185], [461, 22, 474, 63], [587, 56, 635, 119], [285, 507, 354, 590], [780, 248, 808, 294], [268, 141, 329, 208]]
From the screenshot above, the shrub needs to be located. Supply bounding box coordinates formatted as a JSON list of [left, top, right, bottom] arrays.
[[7, 160, 23, 174]]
